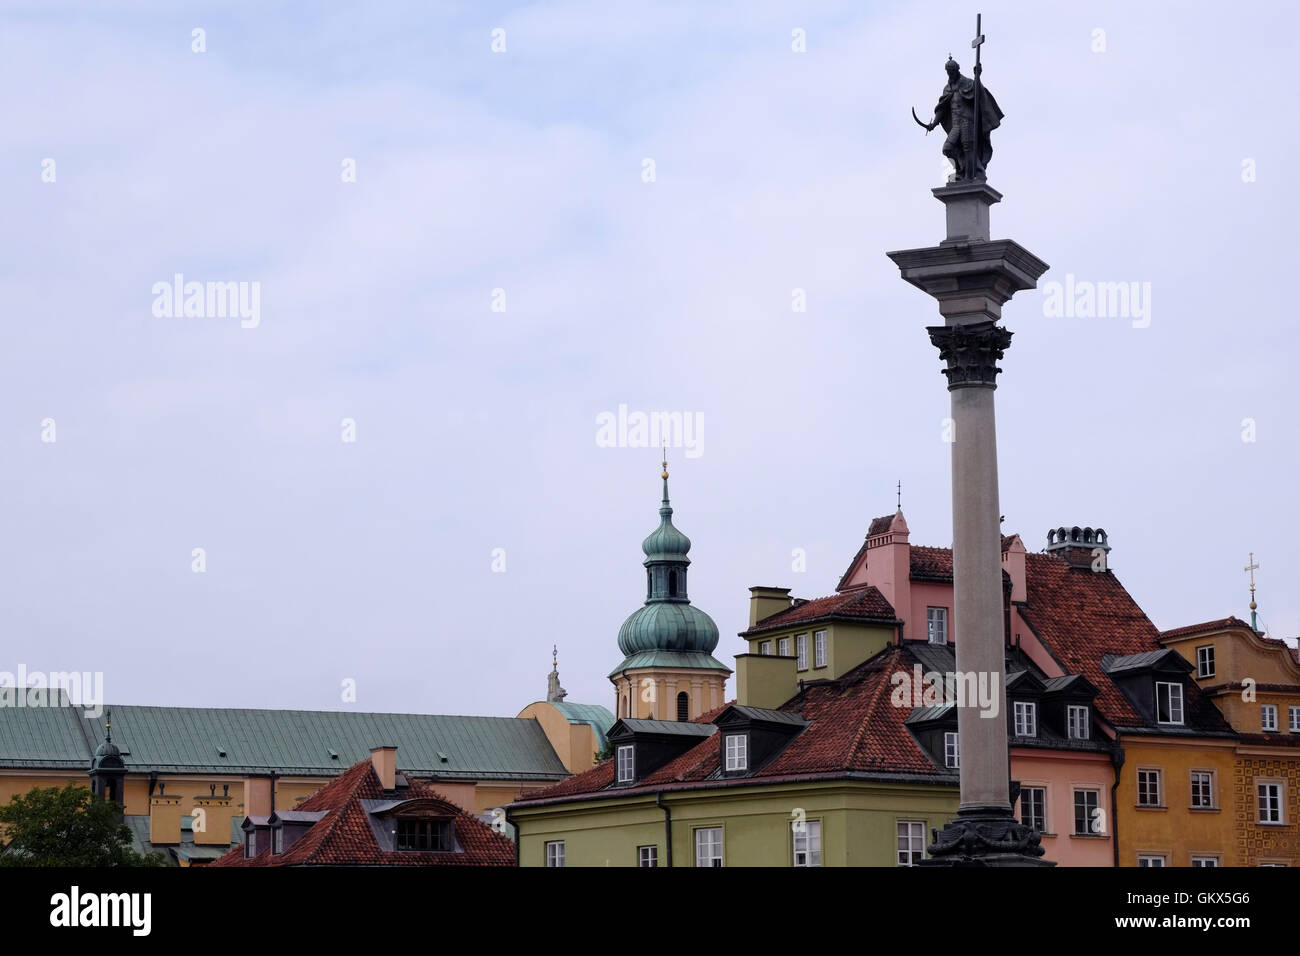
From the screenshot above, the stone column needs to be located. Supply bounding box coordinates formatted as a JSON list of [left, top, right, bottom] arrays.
[[887, 182, 1052, 866]]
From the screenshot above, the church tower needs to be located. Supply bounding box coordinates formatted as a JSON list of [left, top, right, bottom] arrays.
[[88, 710, 127, 814], [610, 462, 730, 720]]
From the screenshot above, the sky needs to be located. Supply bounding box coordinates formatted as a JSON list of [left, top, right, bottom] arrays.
[[1, 0, 1296, 718]]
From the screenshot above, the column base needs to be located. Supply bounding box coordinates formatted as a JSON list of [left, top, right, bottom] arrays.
[[918, 805, 1054, 867]]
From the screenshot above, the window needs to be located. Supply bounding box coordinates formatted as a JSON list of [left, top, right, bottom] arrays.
[[944, 731, 960, 769], [273, 827, 283, 854], [397, 818, 453, 852], [724, 734, 748, 772], [1191, 771, 1215, 809], [792, 820, 822, 867], [244, 832, 254, 859], [668, 570, 678, 597], [796, 633, 809, 671], [1156, 681, 1184, 725], [616, 744, 634, 783], [1137, 855, 1167, 867], [759, 641, 772, 656], [814, 630, 827, 668], [1020, 787, 1046, 833], [1195, 645, 1215, 678], [545, 840, 565, 867], [676, 691, 689, 722], [1074, 789, 1101, 835], [1137, 769, 1162, 807], [897, 821, 926, 866], [1068, 704, 1090, 740], [777, 637, 791, 656], [927, 607, 948, 644], [1258, 782, 1284, 824], [1262, 704, 1278, 732], [694, 827, 723, 867], [1191, 856, 1219, 867], [1014, 701, 1037, 737], [1291, 706, 1300, 733], [638, 845, 658, 867]]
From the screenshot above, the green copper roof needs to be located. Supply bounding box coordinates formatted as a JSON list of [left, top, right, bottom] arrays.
[[548, 702, 616, 750], [642, 475, 692, 562], [0, 704, 569, 781], [617, 601, 721, 656], [609, 650, 732, 677]]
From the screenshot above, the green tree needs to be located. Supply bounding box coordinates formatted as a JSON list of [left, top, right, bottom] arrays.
[[0, 784, 166, 867]]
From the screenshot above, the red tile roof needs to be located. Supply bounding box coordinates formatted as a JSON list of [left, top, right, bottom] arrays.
[[908, 545, 954, 581], [513, 645, 952, 806], [1159, 617, 1255, 640], [741, 587, 898, 635], [211, 758, 515, 867]]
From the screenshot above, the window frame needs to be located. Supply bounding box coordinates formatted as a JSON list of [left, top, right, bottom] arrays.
[[777, 636, 791, 657], [792, 819, 822, 867], [1137, 854, 1167, 867], [1020, 786, 1046, 833], [897, 820, 926, 866], [1155, 681, 1184, 725], [813, 630, 827, 668], [1136, 768, 1163, 808], [926, 607, 948, 645], [944, 731, 960, 769], [1261, 704, 1278, 732], [693, 826, 723, 867], [1195, 644, 1215, 679], [795, 633, 809, 671], [1073, 788, 1102, 835], [759, 640, 772, 656], [545, 840, 565, 867], [724, 733, 748, 772], [637, 844, 658, 867], [1290, 706, 1300, 733], [1013, 701, 1037, 737], [1067, 703, 1090, 740], [616, 744, 634, 784], [1191, 855, 1220, 867], [1257, 781, 1285, 825], [1190, 770, 1216, 809], [396, 817, 453, 852]]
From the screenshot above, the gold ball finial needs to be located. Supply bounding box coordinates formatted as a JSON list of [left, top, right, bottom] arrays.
[[661, 459, 668, 480], [1250, 600, 1258, 610]]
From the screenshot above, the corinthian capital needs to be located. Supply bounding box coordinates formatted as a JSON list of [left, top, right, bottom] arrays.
[[926, 320, 1013, 389]]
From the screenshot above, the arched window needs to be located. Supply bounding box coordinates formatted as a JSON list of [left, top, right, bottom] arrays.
[[647, 570, 652, 599], [668, 570, 678, 597], [677, 691, 689, 721]]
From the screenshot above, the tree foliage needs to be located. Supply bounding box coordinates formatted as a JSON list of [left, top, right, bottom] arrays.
[[0, 784, 166, 867]]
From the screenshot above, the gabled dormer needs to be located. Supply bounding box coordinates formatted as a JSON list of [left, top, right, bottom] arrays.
[[1103, 649, 1196, 728], [605, 718, 716, 787], [1040, 673, 1100, 741], [904, 703, 960, 770], [712, 705, 807, 777], [268, 808, 328, 855]]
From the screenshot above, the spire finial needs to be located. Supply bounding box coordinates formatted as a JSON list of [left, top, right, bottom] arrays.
[[552, 644, 558, 670], [896, 480, 902, 511], [1245, 552, 1260, 631], [104, 708, 112, 742]]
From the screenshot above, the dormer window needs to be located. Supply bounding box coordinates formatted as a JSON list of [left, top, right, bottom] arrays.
[[1013, 701, 1036, 737], [396, 818, 453, 851], [927, 607, 948, 644], [944, 731, 960, 769], [244, 832, 254, 859], [1068, 704, 1090, 740], [724, 734, 748, 772], [1156, 681, 1184, 725], [273, 827, 283, 854], [616, 744, 635, 783]]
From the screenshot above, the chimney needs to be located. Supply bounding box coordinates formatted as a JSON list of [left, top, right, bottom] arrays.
[[1045, 526, 1110, 571], [243, 775, 273, 818], [370, 746, 397, 791], [863, 511, 911, 634], [749, 587, 793, 627], [1001, 533, 1026, 602]]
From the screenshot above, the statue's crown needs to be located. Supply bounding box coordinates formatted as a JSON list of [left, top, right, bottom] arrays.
[[945, 56, 960, 71]]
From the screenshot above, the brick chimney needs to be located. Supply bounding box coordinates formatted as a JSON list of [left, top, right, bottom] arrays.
[[1045, 526, 1110, 571], [1001, 533, 1026, 602], [370, 746, 397, 791], [748, 587, 793, 627], [861, 511, 911, 633]]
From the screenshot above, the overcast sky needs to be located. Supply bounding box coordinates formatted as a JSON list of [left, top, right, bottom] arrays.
[[1, 0, 1295, 719]]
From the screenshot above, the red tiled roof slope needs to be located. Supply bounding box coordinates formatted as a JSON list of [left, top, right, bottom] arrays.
[[211, 758, 514, 867], [743, 587, 897, 634]]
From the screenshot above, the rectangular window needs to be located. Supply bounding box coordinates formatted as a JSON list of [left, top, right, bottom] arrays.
[[638, 845, 658, 868], [1067, 704, 1090, 740], [724, 733, 748, 772], [1291, 706, 1300, 733], [897, 820, 926, 866], [1262, 704, 1278, 732], [273, 826, 283, 854], [545, 841, 565, 867], [792, 820, 822, 867], [1191, 856, 1219, 867], [616, 744, 634, 783], [1191, 771, 1215, 809], [1013, 701, 1036, 737], [944, 731, 960, 769], [1258, 782, 1284, 824], [759, 641, 772, 656], [1074, 789, 1101, 835], [694, 827, 723, 867], [397, 819, 453, 851], [1137, 769, 1162, 807], [1020, 787, 1046, 833], [795, 633, 809, 671], [777, 637, 791, 657], [1196, 644, 1215, 678], [1137, 855, 1166, 867], [927, 607, 948, 644], [1156, 681, 1184, 725], [814, 630, 827, 668]]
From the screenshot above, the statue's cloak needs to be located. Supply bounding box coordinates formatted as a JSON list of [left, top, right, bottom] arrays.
[[934, 74, 1003, 169]]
